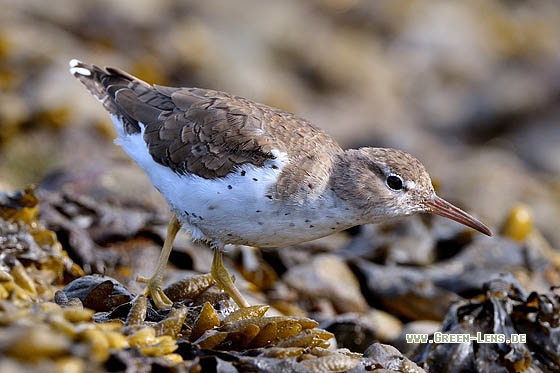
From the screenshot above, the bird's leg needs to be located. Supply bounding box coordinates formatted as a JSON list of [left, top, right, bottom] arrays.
[[137, 213, 180, 309], [211, 247, 250, 308]]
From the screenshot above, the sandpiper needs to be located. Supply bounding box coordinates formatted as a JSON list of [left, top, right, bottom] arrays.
[[69, 59, 492, 309]]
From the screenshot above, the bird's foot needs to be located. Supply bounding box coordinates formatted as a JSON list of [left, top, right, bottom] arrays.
[[137, 275, 173, 309], [211, 249, 250, 308]]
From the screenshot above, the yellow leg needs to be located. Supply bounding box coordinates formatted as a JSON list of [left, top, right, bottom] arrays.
[[137, 214, 180, 309], [211, 248, 250, 308]]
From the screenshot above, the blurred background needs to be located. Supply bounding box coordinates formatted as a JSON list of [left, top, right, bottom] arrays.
[[1, 0, 560, 247]]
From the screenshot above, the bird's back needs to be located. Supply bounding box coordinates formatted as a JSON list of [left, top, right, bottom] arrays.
[[69, 60, 342, 182]]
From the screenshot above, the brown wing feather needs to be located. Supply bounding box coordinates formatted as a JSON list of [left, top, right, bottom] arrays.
[[72, 61, 343, 180]]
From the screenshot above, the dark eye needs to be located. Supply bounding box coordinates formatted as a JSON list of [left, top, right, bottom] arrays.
[[386, 175, 403, 191]]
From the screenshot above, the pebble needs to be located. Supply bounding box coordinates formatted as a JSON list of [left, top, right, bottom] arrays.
[[283, 254, 368, 313]]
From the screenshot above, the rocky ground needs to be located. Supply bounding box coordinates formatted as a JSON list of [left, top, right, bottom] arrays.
[[1, 1, 560, 372]]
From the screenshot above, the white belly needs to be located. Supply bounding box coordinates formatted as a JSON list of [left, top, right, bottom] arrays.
[[114, 120, 360, 247]]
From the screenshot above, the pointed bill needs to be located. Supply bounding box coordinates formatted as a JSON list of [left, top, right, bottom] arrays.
[[426, 195, 492, 236]]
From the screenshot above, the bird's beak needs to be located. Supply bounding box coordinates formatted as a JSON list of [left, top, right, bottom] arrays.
[[426, 195, 492, 236]]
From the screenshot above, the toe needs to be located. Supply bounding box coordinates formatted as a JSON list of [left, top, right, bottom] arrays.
[[151, 289, 173, 309]]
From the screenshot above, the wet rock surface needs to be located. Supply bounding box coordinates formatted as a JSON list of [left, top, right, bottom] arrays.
[[2, 183, 560, 372], [1, 1, 560, 372], [411, 274, 560, 372]]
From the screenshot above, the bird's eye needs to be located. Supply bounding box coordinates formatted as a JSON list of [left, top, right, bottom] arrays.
[[386, 175, 403, 191]]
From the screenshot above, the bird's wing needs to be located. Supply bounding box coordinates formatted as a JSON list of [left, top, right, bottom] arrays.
[[71, 61, 342, 179]]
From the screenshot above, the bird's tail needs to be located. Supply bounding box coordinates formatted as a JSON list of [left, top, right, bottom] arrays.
[[69, 59, 153, 135], [70, 59, 140, 116], [70, 59, 116, 114]]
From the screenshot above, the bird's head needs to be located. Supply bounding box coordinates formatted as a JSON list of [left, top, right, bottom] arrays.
[[333, 147, 492, 236]]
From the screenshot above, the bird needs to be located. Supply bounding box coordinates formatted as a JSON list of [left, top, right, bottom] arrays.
[[69, 59, 492, 309]]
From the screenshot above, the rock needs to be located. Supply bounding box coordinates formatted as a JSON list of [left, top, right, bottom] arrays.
[[320, 310, 403, 353], [363, 343, 425, 373], [283, 254, 368, 313]]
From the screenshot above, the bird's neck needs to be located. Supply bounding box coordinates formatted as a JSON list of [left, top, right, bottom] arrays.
[[328, 149, 396, 224]]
